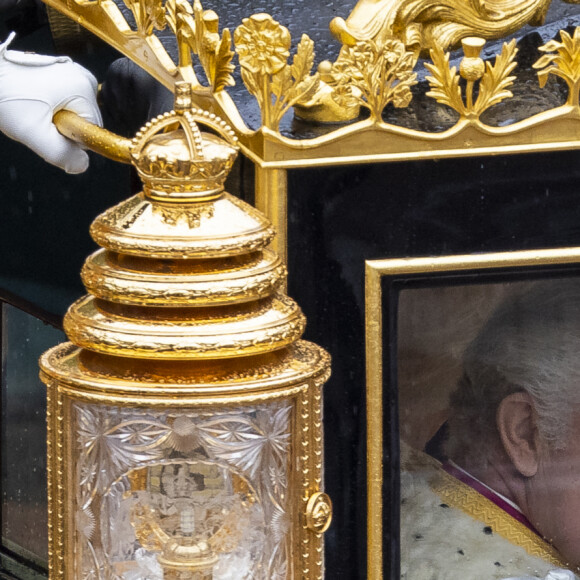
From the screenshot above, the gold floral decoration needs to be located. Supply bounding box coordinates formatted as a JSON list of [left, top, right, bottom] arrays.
[[45, 0, 580, 165], [533, 27, 580, 108], [234, 14, 319, 131], [426, 38, 518, 118], [235, 13, 291, 76], [330, 39, 417, 121]]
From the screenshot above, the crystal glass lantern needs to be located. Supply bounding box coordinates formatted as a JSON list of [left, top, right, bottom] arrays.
[[39, 95, 331, 580]]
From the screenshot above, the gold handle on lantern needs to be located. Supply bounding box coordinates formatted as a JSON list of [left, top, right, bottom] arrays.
[[53, 110, 133, 164], [52, 82, 237, 166]]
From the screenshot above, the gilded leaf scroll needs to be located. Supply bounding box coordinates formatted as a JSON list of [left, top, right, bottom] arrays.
[[166, 0, 235, 92], [124, 0, 167, 37], [329, 0, 554, 55], [37, 0, 580, 161], [473, 40, 519, 116], [234, 14, 319, 131], [534, 27, 580, 107]]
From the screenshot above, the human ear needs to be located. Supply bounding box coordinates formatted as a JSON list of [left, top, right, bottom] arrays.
[[497, 392, 541, 478]]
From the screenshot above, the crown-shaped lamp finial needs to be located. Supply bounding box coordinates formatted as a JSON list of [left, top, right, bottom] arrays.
[[130, 87, 239, 203]]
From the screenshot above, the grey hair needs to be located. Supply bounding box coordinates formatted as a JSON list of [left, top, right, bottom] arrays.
[[446, 279, 580, 462]]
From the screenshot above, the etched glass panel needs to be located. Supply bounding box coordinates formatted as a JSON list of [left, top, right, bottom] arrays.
[[73, 401, 293, 579]]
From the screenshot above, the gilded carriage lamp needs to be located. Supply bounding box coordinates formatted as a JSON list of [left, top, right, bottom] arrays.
[[39, 86, 331, 580]]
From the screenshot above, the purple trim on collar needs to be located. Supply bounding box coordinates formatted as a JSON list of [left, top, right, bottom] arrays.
[[442, 462, 541, 537]]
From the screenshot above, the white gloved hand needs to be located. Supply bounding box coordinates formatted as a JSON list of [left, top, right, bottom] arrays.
[[504, 570, 579, 580], [0, 32, 102, 174]]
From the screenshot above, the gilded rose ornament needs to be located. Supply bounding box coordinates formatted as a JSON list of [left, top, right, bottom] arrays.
[[234, 13, 319, 131], [234, 13, 291, 76]]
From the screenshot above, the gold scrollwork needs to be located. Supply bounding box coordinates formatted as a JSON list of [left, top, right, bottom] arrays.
[[534, 27, 580, 108], [426, 37, 518, 118], [234, 13, 319, 131], [330, 0, 552, 54], [47, 0, 580, 176]]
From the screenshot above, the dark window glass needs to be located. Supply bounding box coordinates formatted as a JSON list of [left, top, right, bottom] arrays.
[[1, 303, 64, 577]]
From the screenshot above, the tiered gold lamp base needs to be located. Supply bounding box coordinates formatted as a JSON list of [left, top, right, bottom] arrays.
[[40, 90, 331, 580]]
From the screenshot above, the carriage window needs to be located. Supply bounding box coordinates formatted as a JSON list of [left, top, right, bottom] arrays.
[[398, 279, 580, 578], [1, 303, 64, 578]]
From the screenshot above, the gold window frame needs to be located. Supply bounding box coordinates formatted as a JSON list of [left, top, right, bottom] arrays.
[[365, 247, 580, 579]]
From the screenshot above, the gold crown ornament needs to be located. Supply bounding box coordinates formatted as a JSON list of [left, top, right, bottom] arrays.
[[131, 84, 239, 202]]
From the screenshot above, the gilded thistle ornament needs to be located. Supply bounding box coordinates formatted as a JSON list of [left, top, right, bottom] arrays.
[[41, 0, 580, 188], [425, 37, 518, 119]]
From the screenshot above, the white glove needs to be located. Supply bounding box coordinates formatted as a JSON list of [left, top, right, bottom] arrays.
[[0, 32, 102, 174], [504, 570, 579, 580]]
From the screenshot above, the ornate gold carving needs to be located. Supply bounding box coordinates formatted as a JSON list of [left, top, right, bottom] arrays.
[[298, 387, 313, 578], [90, 192, 276, 260], [48, 0, 580, 178], [81, 249, 286, 307], [294, 379, 327, 580], [330, 0, 552, 53], [64, 294, 306, 360], [55, 390, 66, 579], [327, 39, 416, 121], [306, 492, 333, 534], [54, 24, 580, 262], [426, 37, 518, 118], [43, 359, 327, 408], [292, 61, 362, 123], [534, 27, 580, 107], [41, 342, 331, 406], [130, 108, 238, 200], [166, 0, 235, 92], [46, 381, 56, 579], [125, 0, 167, 37], [234, 14, 319, 131]]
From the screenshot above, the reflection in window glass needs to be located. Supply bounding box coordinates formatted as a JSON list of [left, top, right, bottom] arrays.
[[398, 279, 580, 579], [1, 303, 65, 570]]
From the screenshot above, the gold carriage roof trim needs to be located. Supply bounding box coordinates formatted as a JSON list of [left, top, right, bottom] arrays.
[[42, 0, 580, 166]]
